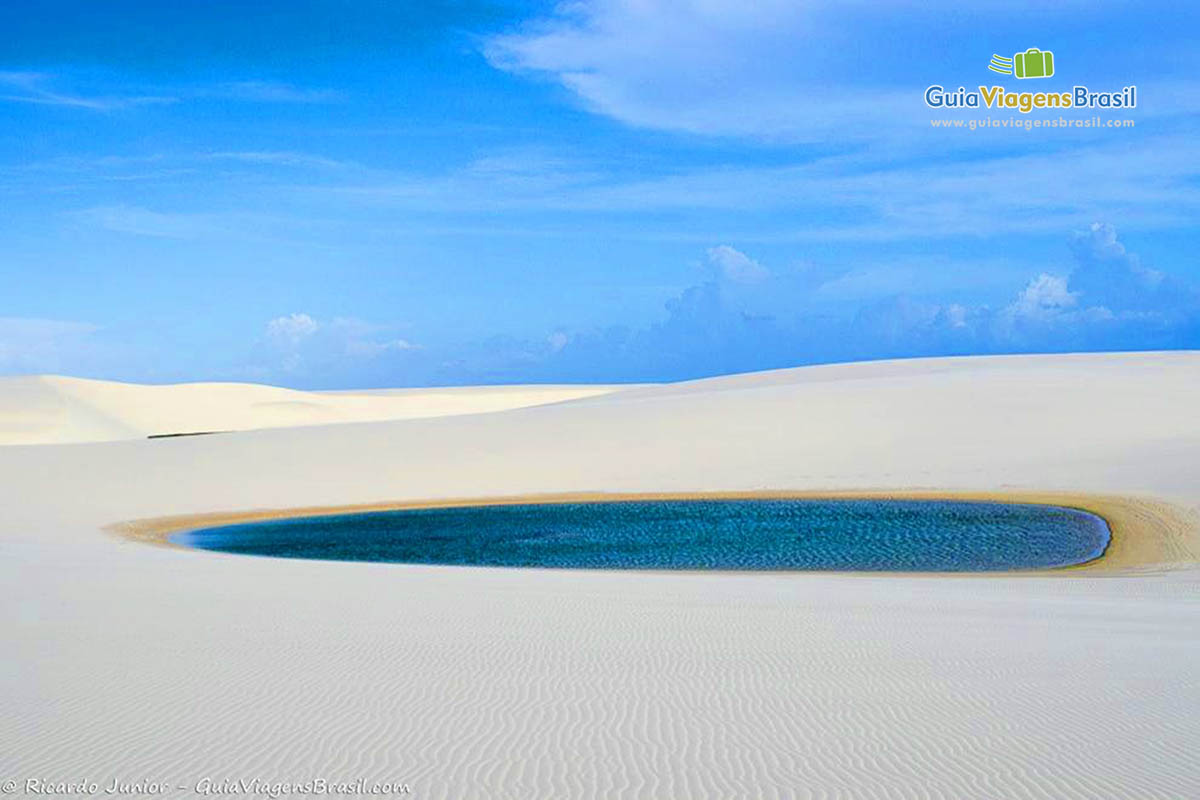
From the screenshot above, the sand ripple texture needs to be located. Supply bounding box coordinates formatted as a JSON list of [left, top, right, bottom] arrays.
[[4, 545, 1199, 800], [3, 352, 1200, 799]]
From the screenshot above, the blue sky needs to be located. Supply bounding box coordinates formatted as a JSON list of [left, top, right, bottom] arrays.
[[2, 0, 1199, 387]]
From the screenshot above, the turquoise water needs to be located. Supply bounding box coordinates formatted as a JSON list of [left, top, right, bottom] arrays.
[[178, 499, 1110, 572]]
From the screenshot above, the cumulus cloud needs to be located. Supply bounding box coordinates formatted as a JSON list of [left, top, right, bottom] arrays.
[[266, 313, 319, 346], [706, 245, 769, 284], [1008, 274, 1077, 319], [98, 224, 1191, 389], [444, 224, 1200, 383], [1066, 222, 1185, 316], [849, 224, 1199, 358], [256, 313, 419, 385]]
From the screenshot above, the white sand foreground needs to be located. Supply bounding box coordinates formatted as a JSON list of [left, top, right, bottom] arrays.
[[2, 351, 1199, 799]]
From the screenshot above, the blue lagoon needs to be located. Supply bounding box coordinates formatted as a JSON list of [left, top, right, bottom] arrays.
[[178, 498, 1111, 572]]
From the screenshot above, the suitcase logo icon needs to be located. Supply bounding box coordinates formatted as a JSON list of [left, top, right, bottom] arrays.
[[988, 48, 1055, 79]]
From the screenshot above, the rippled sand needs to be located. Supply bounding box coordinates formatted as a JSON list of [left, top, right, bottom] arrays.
[[3, 352, 1200, 799]]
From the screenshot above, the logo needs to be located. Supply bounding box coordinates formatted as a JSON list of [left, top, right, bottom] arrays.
[[988, 48, 1055, 79], [923, 47, 1136, 116]]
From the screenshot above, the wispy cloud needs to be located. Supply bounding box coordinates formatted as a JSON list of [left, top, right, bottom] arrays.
[[0, 71, 176, 110], [39, 127, 1200, 248], [205, 151, 353, 170], [75, 205, 220, 239], [72, 204, 323, 245], [0, 72, 341, 111], [484, 1, 1181, 143], [210, 81, 343, 104], [12, 150, 352, 183], [308, 132, 1200, 241], [481, 1, 954, 141]]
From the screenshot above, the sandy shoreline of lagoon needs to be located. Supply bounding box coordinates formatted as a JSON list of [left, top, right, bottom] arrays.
[[113, 488, 1200, 575]]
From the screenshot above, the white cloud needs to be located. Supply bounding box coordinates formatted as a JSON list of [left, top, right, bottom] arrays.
[[74, 205, 314, 243], [0, 71, 176, 110], [0, 73, 339, 112], [266, 313, 319, 345], [1009, 274, 1078, 319], [77, 205, 218, 239], [485, 1, 838, 139], [485, 1, 1147, 142], [320, 132, 1200, 240], [260, 314, 419, 379], [342, 338, 418, 357], [944, 304, 969, 329], [206, 151, 351, 170], [214, 81, 342, 104], [496, 224, 1200, 382], [706, 245, 768, 284]]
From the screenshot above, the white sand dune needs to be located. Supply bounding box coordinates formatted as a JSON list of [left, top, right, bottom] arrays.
[[0, 375, 628, 445], [2, 351, 1199, 799]]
